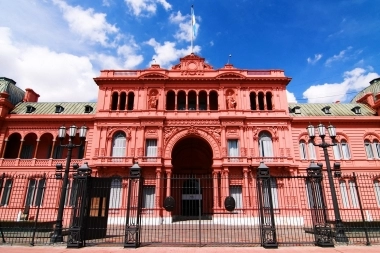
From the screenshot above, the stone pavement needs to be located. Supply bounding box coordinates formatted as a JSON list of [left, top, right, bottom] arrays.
[[1, 245, 380, 253]]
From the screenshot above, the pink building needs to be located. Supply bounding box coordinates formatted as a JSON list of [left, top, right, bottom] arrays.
[[1, 54, 380, 247]]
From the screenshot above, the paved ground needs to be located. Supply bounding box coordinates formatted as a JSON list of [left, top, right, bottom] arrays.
[[1, 245, 380, 253]]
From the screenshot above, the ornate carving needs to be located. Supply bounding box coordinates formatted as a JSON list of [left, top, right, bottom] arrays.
[[148, 90, 158, 109], [166, 119, 219, 126], [226, 91, 237, 109], [205, 127, 221, 145]]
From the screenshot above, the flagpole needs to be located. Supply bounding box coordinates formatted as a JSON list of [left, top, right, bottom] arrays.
[[191, 5, 193, 53]]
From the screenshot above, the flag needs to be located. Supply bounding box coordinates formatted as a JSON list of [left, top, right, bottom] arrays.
[[191, 5, 197, 37]]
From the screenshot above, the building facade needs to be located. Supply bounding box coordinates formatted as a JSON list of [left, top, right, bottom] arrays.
[[1, 53, 380, 246]]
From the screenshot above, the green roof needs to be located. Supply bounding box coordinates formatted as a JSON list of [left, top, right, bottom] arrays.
[[10, 102, 97, 115], [351, 77, 380, 103], [0, 77, 25, 106], [288, 103, 375, 117]]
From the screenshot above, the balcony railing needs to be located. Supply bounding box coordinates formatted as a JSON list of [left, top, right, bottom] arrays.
[[0, 158, 85, 167]]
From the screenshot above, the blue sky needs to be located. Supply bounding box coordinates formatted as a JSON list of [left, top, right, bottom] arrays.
[[0, 0, 379, 103]]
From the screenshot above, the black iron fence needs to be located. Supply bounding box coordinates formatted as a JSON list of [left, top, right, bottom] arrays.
[[1, 170, 380, 247]]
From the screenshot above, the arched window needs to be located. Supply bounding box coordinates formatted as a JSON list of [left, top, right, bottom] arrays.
[[266, 92, 273, 110], [209, 90, 218, 110], [112, 132, 126, 159], [177, 90, 186, 110], [259, 132, 273, 157], [111, 92, 118, 110], [109, 177, 122, 208], [188, 90, 196, 110], [127, 92, 134, 110], [199, 90, 207, 110], [258, 92, 265, 110], [364, 139, 380, 159], [166, 90, 175, 110], [299, 140, 307, 160], [250, 92, 256, 110], [299, 140, 316, 160], [119, 92, 126, 110], [333, 139, 351, 160]]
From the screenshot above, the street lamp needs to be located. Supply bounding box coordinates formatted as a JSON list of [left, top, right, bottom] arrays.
[[307, 123, 348, 243], [51, 125, 87, 243]]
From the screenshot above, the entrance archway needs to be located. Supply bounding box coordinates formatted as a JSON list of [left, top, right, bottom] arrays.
[[171, 136, 213, 218], [171, 136, 213, 174]]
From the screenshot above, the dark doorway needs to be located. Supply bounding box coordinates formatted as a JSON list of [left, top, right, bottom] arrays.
[[182, 179, 201, 216]]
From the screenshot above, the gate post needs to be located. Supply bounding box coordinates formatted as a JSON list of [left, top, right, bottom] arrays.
[[256, 162, 278, 248], [306, 162, 334, 247], [67, 163, 92, 248], [124, 162, 143, 248]]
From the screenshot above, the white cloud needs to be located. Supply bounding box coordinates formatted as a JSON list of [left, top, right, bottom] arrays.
[[325, 46, 353, 66], [124, 0, 171, 16], [0, 27, 97, 102], [286, 91, 297, 103], [145, 38, 201, 68], [302, 67, 380, 103], [170, 11, 199, 42], [53, 0, 118, 47], [307, 54, 322, 64]]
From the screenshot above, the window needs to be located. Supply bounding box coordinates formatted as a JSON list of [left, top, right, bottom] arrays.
[[305, 180, 324, 209], [322, 106, 331, 114], [299, 140, 307, 160], [299, 140, 316, 160], [0, 179, 12, 206], [69, 179, 79, 207], [339, 180, 358, 208], [364, 140, 380, 159], [263, 178, 278, 209], [333, 140, 351, 160], [230, 186, 243, 209], [112, 132, 126, 161], [146, 139, 157, 162], [259, 132, 273, 158], [308, 141, 317, 159], [142, 186, 155, 209], [25, 178, 46, 207], [374, 180, 380, 206], [109, 177, 122, 208], [55, 105, 64, 113], [227, 139, 239, 161]]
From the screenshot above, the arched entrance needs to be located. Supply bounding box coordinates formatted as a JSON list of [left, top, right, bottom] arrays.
[[171, 136, 213, 218], [171, 136, 213, 174]]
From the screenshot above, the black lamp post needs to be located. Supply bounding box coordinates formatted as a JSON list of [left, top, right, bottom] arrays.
[[307, 123, 348, 243], [50, 125, 87, 243]]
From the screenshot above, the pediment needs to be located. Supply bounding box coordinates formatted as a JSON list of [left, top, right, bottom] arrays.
[[139, 73, 169, 79], [216, 72, 245, 79]]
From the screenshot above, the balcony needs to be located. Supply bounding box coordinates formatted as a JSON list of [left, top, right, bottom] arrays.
[[0, 158, 85, 167]]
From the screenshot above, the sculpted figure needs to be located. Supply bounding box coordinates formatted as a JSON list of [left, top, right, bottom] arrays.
[[148, 93, 158, 109], [226, 92, 237, 109]]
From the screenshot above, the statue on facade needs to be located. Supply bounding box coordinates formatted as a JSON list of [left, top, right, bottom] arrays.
[[226, 92, 236, 109], [148, 93, 158, 109]]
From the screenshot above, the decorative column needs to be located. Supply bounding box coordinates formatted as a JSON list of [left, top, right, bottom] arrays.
[[174, 92, 177, 111], [207, 91, 209, 110], [155, 167, 162, 216], [243, 167, 251, 211], [50, 140, 56, 158], [196, 92, 199, 110], [17, 139, 24, 159], [1, 139, 8, 158], [165, 169, 172, 197], [33, 139, 40, 158], [212, 170, 220, 209], [221, 168, 229, 201]]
